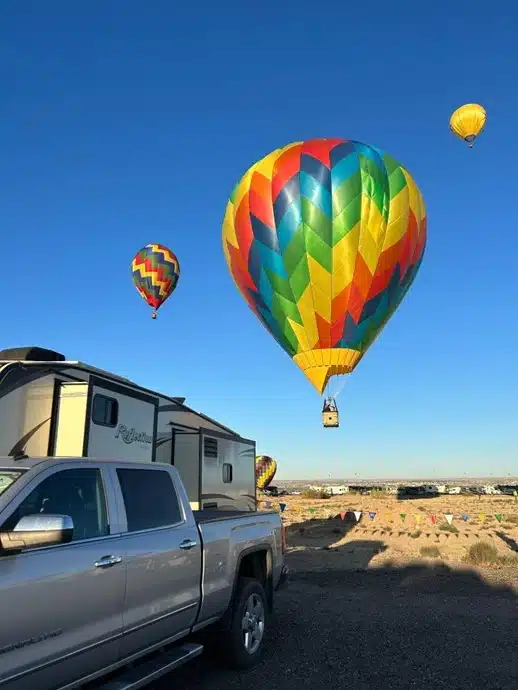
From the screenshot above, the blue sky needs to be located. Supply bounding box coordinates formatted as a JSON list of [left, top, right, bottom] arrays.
[[2, 2, 517, 479]]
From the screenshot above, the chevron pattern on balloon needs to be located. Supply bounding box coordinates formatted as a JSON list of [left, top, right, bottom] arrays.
[[223, 139, 427, 393]]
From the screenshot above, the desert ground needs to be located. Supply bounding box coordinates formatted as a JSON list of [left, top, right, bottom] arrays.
[[161, 491, 518, 689], [269, 492, 518, 570]]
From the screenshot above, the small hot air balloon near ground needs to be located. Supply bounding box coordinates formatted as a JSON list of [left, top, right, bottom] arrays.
[[449, 103, 486, 148], [132, 243, 180, 318], [223, 138, 427, 427], [256, 455, 277, 490]]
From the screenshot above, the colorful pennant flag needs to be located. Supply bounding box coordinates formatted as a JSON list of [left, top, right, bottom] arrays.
[[354, 511, 362, 522], [461, 514, 468, 522], [279, 502, 287, 513], [400, 513, 406, 522], [369, 512, 376, 520], [445, 514, 453, 525], [265, 500, 272, 509], [430, 515, 437, 524], [479, 513, 485, 522], [495, 513, 503, 522], [340, 511, 346, 521], [414, 514, 422, 524]]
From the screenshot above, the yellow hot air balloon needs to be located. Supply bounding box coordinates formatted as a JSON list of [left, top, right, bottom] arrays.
[[449, 104, 486, 148]]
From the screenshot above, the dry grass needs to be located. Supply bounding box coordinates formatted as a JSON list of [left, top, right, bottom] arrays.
[[420, 546, 441, 558], [464, 541, 518, 566], [439, 523, 459, 534]]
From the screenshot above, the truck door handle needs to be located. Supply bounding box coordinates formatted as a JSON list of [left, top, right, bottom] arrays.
[[179, 539, 197, 550], [94, 555, 123, 568]]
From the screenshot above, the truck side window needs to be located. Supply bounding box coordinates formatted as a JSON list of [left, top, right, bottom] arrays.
[[117, 469, 182, 532], [92, 394, 118, 427], [1, 468, 109, 542]]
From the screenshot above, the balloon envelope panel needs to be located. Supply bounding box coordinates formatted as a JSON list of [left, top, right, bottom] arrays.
[[223, 138, 427, 393], [256, 455, 277, 489], [132, 243, 180, 311]]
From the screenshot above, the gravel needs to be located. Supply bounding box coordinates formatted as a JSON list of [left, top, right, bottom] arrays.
[[156, 561, 518, 690]]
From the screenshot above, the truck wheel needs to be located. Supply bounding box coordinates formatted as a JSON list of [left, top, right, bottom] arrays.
[[222, 577, 268, 669]]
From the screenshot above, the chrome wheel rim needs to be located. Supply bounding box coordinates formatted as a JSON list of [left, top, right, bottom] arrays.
[[241, 593, 265, 654]]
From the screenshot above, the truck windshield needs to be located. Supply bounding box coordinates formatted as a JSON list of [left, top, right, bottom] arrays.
[[0, 470, 25, 496]]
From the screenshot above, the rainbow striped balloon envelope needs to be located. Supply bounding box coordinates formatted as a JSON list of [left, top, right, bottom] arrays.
[[132, 243, 180, 318], [223, 138, 427, 394], [256, 455, 277, 490]]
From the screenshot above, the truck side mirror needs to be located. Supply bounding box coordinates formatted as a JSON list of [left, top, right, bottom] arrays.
[[0, 514, 74, 553]]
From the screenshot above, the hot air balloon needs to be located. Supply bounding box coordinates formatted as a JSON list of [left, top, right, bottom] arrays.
[[222, 139, 427, 426], [132, 243, 180, 318], [449, 103, 486, 148], [256, 455, 277, 490]]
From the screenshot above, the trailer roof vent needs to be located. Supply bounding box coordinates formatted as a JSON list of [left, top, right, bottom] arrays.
[[0, 346, 66, 362]]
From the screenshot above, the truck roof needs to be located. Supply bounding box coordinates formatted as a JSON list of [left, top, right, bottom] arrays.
[[0, 456, 171, 470]]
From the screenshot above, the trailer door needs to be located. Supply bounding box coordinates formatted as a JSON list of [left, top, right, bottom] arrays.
[[54, 382, 89, 456]]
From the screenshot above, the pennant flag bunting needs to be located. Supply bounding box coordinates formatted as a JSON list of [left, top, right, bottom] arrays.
[[495, 513, 503, 522], [461, 514, 469, 522], [265, 500, 272, 509], [445, 514, 453, 525], [354, 511, 362, 522], [414, 514, 422, 524], [479, 513, 485, 522], [400, 513, 406, 522], [369, 512, 376, 520], [340, 511, 346, 521], [430, 515, 437, 524], [279, 502, 287, 513]]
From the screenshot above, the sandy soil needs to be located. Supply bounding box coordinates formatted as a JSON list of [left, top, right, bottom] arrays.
[[261, 493, 518, 571]]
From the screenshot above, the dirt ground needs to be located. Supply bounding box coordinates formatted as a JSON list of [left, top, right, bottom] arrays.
[[267, 493, 518, 568]]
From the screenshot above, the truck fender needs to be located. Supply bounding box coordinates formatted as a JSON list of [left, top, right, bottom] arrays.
[[220, 544, 274, 629]]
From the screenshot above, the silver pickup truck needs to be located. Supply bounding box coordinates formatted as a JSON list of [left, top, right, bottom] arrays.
[[0, 456, 287, 690]]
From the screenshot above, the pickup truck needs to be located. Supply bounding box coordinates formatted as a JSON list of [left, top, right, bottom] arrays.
[[0, 456, 287, 690]]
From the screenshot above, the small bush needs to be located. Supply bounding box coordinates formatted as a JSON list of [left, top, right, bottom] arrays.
[[439, 523, 459, 534], [464, 542, 499, 565], [410, 530, 422, 539], [420, 546, 441, 558], [301, 489, 330, 500]]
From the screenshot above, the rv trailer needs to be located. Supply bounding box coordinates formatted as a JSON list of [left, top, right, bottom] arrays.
[[0, 346, 256, 511]]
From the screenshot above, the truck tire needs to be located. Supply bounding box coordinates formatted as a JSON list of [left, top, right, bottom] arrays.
[[221, 577, 268, 669]]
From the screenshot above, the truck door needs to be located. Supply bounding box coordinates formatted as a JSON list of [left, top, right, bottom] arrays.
[[0, 463, 125, 690], [112, 465, 201, 657]]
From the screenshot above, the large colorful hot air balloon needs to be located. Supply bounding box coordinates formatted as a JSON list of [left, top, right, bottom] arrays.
[[256, 455, 277, 490], [132, 243, 180, 318], [449, 104, 486, 148], [223, 138, 427, 400]]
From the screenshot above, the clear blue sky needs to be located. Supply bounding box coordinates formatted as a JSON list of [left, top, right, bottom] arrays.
[[2, 2, 517, 479]]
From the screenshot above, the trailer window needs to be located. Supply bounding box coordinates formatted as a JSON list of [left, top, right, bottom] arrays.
[[92, 394, 118, 427], [203, 437, 218, 458], [222, 463, 233, 483]]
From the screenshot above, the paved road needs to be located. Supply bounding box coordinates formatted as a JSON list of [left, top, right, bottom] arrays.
[[160, 561, 518, 690]]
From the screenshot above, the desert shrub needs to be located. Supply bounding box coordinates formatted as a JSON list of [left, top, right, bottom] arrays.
[[301, 489, 330, 500], [439, 523, 459, 534], [410, 530, 422, 539], [464, 541, 499, 565], [420, 546, 441, 558]]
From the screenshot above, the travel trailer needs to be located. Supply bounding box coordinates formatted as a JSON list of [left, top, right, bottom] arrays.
[[0, 346, 256, 511]]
